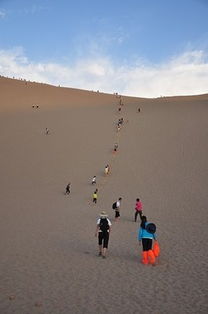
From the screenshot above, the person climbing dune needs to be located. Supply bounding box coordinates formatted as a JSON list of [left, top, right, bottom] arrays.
[[65, 182, 71, 195], [95, 211, 112, 258], [138, 216, 157, 265], [93, 189, 98, 204], [112, 197, 122, 221], [104, 165, 110, 176], [134, 198, 143, 222], [114, 143, 118, 152]]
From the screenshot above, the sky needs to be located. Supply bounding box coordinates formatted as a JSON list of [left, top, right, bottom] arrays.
[[0, 0, 208, 97]]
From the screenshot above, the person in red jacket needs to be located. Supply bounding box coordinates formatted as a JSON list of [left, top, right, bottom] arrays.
[[134, 198, 143, 222]]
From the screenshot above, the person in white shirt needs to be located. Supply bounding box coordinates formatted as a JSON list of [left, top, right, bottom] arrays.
[[114, 143, 118, 152], [104, 165, 110, 175], [95, 211, 112, 258], [115, 197, 122, 221]]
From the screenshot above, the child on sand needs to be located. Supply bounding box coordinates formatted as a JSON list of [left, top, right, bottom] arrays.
[[93, 189, 98, 204]]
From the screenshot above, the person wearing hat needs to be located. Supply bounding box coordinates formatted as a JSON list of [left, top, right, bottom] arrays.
[[138, 216, 157, 265], [95, 211, 112, 258]]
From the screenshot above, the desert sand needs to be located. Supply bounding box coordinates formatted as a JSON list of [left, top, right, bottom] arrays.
[[0, 76, 208, 314]]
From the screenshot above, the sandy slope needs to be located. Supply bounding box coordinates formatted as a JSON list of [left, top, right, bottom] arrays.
[[0, 77, 208, 314]]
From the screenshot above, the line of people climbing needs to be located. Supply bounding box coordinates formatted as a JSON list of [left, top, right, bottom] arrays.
[[65, 96, 159, 264], [93, 98, 159, 263]]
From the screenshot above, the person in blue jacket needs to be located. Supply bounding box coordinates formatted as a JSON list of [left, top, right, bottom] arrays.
[[138, 216, 156, 265]]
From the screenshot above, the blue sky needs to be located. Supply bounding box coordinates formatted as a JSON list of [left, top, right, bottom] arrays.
[[0, 0, 208, 97]]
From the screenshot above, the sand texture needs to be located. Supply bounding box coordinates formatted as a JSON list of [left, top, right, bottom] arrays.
[[0, 77, 208, 314]]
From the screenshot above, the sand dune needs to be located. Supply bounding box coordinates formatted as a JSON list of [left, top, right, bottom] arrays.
[[0, 76, 208, 314]]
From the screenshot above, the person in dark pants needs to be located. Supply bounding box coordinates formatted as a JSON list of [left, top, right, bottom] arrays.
[[92, 176, 96, 185], [95, 211, 112, 258], [93, 189, 98, 204], [114, 197, 122, 221], [134, 198, 143, 222], [65, 183, 71, 195], [138, 216, 157, 265]]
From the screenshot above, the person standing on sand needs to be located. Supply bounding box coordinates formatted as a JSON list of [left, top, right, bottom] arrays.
[[114, 197, 122, 221], [117, 124, 121, 132], [135, 198, 143, 222], [93, 189, 98, 204], [92, 176, 96, 185], [118, 118, 124, 126], [95, 211, 112, 258], [104, 165, 110, 176], [114, 143, 118, 152], [138, 216, 157, 265], [45, 128, 49, 135], [65, 183, 71, 195]]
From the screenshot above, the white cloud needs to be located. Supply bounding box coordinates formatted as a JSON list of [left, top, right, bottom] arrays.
[[0, 9, 6, 18], [17, 4, 47, 16], [0, 47, 208, 97]]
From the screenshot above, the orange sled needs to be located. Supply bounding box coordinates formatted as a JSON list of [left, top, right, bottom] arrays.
[[153, 241, 160, 257]]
